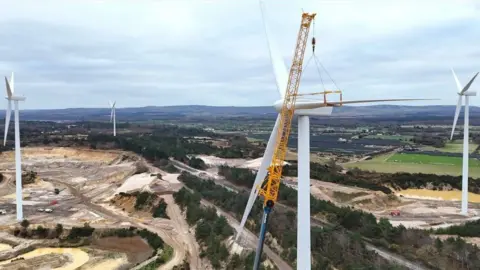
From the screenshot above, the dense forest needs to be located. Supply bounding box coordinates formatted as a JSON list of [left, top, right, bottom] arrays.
[[86, 126, 263, 164], [178, 171, 480, 269]]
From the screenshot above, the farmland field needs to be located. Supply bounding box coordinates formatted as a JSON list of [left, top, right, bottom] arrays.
[[420, 140, 479, 154], [387, 153, 480, 167], [344, 152, 480, 178]]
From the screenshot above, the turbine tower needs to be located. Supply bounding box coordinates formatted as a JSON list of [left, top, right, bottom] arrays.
[[450, 69, 478, 215], [109, 101, 116, 136], [3, 72, 26, 221], [237, 1, 435, 269]]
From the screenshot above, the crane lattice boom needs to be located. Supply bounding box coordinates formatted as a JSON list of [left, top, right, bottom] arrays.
[[259, 12, 316, 206]]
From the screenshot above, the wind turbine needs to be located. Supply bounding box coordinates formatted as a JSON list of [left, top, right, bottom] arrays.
[[450, 69, 478, 215], [109, 100, 116, 136], [3, 72, 26, 221], [237, 1, 435, 269]]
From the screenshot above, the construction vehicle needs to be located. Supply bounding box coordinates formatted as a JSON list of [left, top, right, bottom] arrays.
[[390, 210, 401, 216], [253, 8, 316, 270]]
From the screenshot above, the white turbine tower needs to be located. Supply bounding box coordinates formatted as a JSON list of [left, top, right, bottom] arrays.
[[109, 101, 116, 136], [3, 72, 26, 221], [237, 1, 435, 269], [450, 69, 478, 215]]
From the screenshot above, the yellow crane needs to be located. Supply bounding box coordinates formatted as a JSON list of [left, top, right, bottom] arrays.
[[253, 11, 316, 269]]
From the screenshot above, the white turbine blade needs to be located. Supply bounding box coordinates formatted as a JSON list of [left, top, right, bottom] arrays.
[[4, 77, 12, 98], [459, 72, 479, 94], [112, 101, 116, 108], [110, 107, 114, 122], [451, 68, 462, 93], [259, 0, 288, 99], [328, 98, 437, 105], [10, 72, 14, 94], [236, 113, 281, 241], [3, 100, 11, 146], [293, 98, 435, 110], [451, 95, 463, 140]]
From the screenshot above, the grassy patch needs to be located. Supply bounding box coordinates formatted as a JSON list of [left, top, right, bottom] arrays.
[[420, 140, 478, 154], [344, 153, 480, 178], [386, 153, 480, 167]]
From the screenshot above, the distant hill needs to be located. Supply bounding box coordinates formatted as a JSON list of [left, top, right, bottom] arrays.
[[1, 105, 477, 122]]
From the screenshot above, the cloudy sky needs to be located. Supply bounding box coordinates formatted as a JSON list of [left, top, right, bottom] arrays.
[[0, 0, 479, 109]]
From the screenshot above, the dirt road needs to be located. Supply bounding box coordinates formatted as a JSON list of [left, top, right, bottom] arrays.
[[47, 179, 188, 269], [163, 194, 202, 269]]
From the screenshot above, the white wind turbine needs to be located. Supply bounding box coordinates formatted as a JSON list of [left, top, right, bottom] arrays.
[[3, 72, 26, 221], [450, 69, 478, 215], [109, 101, 116, 136], [237, 1, 435, 269]]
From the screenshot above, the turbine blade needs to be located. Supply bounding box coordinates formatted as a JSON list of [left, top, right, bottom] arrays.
[[110, 108, 114, 122], [451, 68, 462, 93], [329, 98, 437, 105], [112, 101, 116, 108], [451, 95, 463, 140], [236, 113, 281, 241], [460, 72, 479, 95], [259, 0, 288, 99], [3, 100, 11, 146], [10, 72, 14, 94], [4, 77, 12, 98], [293, 98, 436, 110]]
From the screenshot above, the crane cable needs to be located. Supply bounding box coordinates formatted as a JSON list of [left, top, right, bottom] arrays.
[[304, 17, 341, 92]]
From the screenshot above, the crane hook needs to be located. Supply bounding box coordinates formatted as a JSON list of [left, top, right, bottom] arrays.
[[312, 37, 316, 53]]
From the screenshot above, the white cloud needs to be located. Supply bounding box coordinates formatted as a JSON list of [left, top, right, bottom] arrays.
[[0, 0, 478, 109]]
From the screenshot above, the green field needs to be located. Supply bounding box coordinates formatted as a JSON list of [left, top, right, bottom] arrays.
[[420, 140, 478, 154], [345, 152, 480, 178], [387, 153, 480, 167]]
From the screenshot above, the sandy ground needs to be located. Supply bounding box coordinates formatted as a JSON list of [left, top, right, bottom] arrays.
[[397, 189, 480, 202], [0, 244, 12, 252], [115, 173, 157, 194], [0, 247, 90, 269], [0, 147, 204, 269], [195, 155, 289, 171]]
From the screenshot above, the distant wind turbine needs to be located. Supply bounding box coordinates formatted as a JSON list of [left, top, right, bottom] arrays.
[[450, 68, 478, 215], [109, 101, 116, 136], [3, 72, 26, 221]]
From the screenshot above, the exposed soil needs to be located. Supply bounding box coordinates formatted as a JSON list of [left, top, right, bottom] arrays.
[[92, 236, 153, 264]]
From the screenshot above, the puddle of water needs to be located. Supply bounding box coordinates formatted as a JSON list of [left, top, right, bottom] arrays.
[[90, 257, 126, 270], [0, 247, 89, 270], [0, 243, 12, 252], [398, 189, 480, 202]]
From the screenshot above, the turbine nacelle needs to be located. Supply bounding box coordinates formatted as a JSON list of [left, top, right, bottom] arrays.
[[459, 91, 476, 97], [5, 96, 26, 101]]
